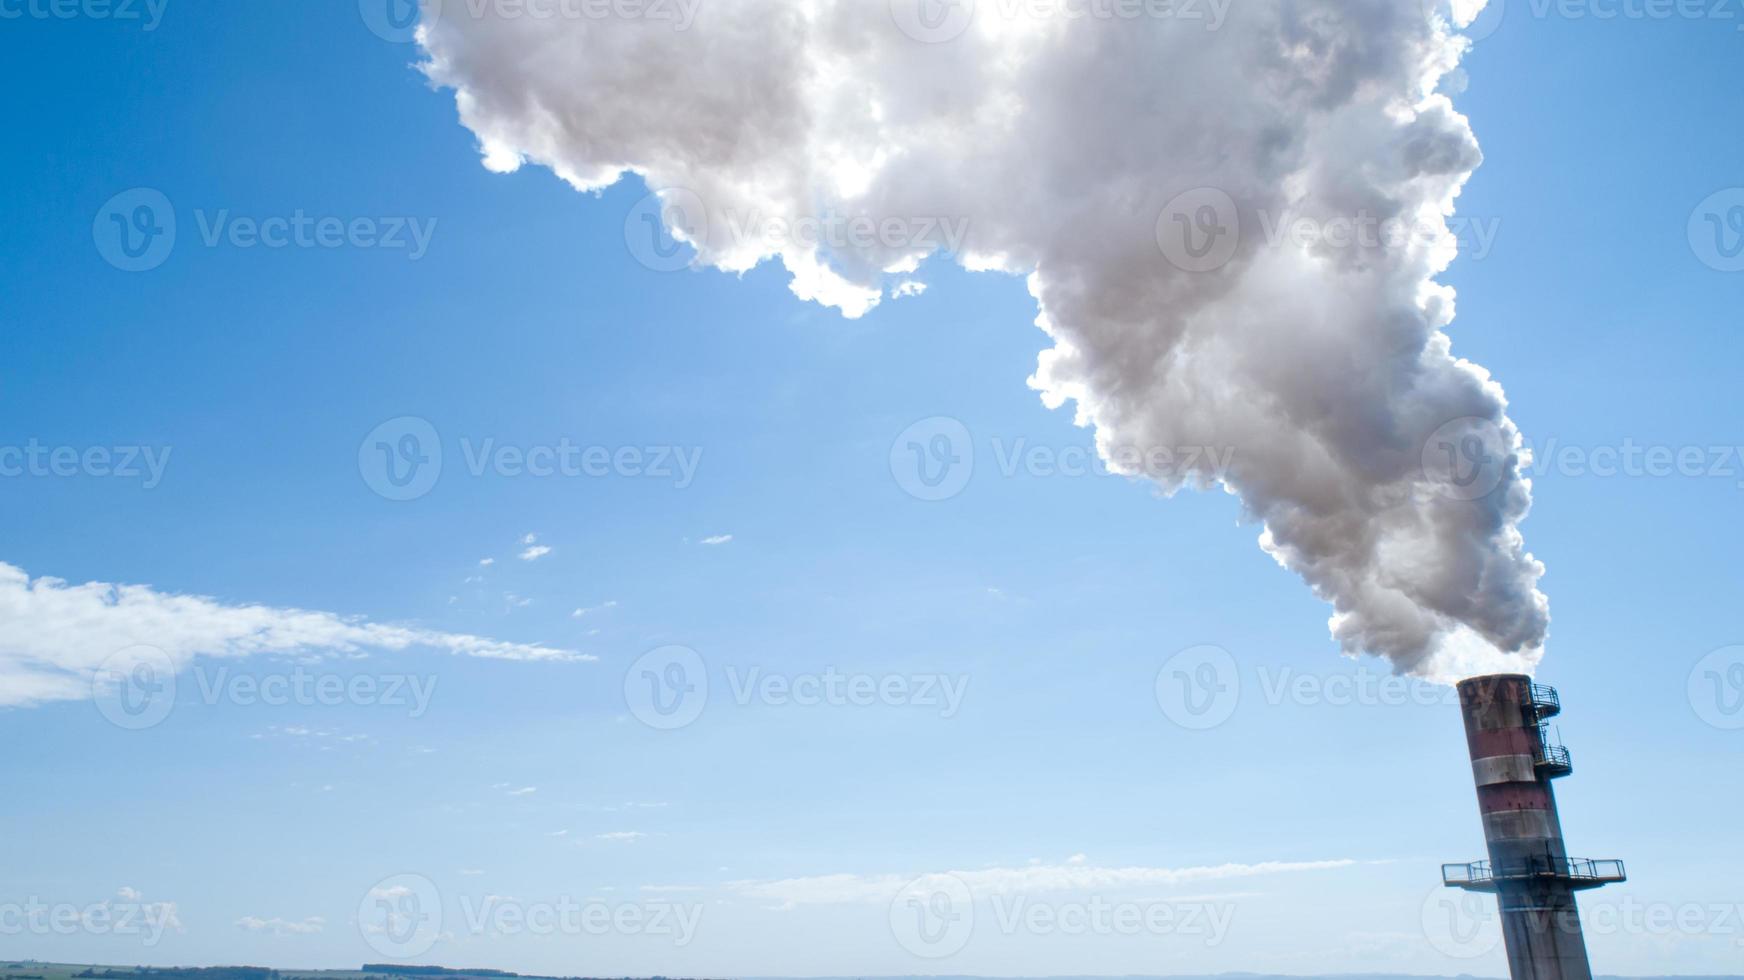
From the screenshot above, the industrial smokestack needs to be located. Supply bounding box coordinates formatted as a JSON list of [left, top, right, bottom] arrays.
[[1443, 675, 1624, 980]]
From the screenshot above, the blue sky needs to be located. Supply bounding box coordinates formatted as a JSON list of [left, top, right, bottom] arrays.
[[2, 2, 1742, 976]]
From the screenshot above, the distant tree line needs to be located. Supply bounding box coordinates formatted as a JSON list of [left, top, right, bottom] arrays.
[[358, 969, 704, 980], [76, 968, 276, 980], [357, 962, 512, 969]]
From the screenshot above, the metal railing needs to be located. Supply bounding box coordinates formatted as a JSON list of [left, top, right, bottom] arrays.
[[1565, 858, 1627, 882], [1534, 723, 1573, 775], [1443, 857, 1626, 888], [1528, 682, 1561, 717], [1535, 741, 1572, 772], [1442, 861, 1491, 886]]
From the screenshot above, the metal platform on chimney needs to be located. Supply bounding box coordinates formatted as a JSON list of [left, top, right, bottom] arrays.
[[1528, 682, 1562, 718], [1442, 857, 1628, 893], [1534, 738, 1574, 778]]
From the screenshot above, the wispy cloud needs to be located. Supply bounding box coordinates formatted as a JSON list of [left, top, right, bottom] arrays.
[[573, 801, 668, 813], [596, 831, 647, 842], [572, 600, 618, 618], [235, 915, 325, 936], [727, 858, 1360, 906], [699, 534, 733, 546], [0, 562, 588, 709]]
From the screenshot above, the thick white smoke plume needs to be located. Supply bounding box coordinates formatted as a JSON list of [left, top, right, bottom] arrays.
[[415, 0, 1546, 680]]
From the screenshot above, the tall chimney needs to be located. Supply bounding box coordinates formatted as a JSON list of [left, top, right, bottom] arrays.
[[1443, 674, 1625, 980]]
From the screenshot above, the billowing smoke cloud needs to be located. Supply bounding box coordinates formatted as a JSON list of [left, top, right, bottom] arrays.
[[414, 0, 1545, 680]]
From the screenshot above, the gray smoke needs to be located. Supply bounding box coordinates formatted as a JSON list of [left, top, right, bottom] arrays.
[[414, 0, 1545, 680]]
